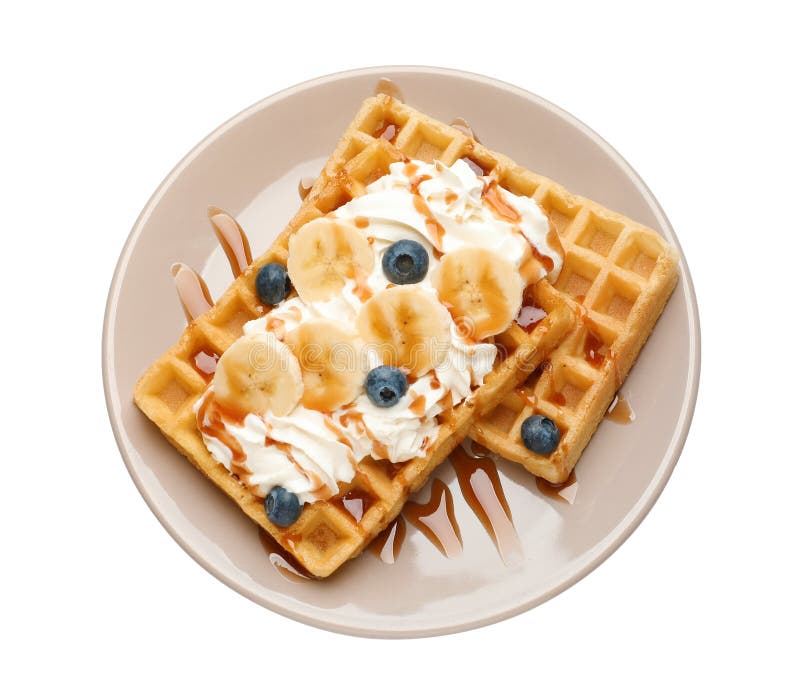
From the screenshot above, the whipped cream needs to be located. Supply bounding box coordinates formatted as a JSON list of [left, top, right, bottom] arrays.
[[197, 158, 560, 504]]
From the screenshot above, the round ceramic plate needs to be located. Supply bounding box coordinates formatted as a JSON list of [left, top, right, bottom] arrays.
[[103, 66, 700, 638]]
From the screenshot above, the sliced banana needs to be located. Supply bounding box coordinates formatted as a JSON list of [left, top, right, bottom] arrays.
[[356, 286, 451, 376], [285, 320, 364, 412], [431, 247, 523, 340], [287, 217, 374, 302], [214, 333, 303, 417]]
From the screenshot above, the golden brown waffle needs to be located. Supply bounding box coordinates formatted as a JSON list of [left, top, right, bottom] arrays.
[[324, 94, 679, 483], [134, 95, 575, 577]]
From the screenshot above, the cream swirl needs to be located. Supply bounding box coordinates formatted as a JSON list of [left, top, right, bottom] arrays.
[[197, 158, 559, 503]]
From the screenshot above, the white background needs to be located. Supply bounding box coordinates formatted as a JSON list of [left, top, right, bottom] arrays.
[[2, 1, 797, 683]]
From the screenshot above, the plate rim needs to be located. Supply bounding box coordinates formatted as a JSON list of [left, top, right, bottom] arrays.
[[102, 64, 701, 638]]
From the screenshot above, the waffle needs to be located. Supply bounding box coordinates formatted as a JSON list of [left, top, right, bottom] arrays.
[[327, 94, 679, 483], [133, 95, 575, 577]]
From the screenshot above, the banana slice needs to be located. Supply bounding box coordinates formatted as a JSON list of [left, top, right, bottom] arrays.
[[287, 217, 374, 302], [356, 286, 451, 376], [431, 247, 523, 340], [285, 321, 364, 412], [214, 333, 303, 417]]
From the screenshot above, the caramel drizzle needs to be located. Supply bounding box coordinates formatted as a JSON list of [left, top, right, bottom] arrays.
[[207, 207, 252, 277], [258, 529, 312, 583], [369, 517, 407, 564], [536, 471, 578, 505], [452, 442, 522, 565], [404, 479, 462, 558], [171, 262, 214, 323], [606, 393, 635, 424], [408, 394, 427, 417], [195, 393, 253, 486], [515, 304, 546, 332], [192, 349, 219, 380], [483, 180, 521, 223]]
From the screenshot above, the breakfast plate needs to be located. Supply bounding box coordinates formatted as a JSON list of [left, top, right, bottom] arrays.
[[103, 66, 700, 637]]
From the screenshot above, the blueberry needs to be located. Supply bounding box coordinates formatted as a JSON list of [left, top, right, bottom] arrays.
[[255, 263, 291, 305], [382, 239, 429, 284], [521, 415, 561, 454], [365, 365, 409, 408], [265, 486, 301, 527]]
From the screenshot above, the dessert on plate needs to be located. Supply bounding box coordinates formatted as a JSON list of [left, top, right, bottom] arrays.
[[134, 91, 677, 577]]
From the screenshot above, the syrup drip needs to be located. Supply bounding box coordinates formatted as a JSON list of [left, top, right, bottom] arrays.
[[333, 488, 376, 524], [258, 529, 312, 583], [516, 305, 546, 332], [369, 517, 407, 564], [374, 77, 404, 102], [462, 157, 488, 176], [404, 479, 462, 558], [207, 207, 252, 277], [195, 393, 252, 486], [374, 122, 398, 143], [549, 391, 567, 406], [451, 444, 522, 565], [192, 349, 219, 380], [536, 471, 578, 504], [483, 181, 521, 223], [171, 262, 214, 324], [606, 393, 635, 424], [450, 117, 480, 142], [584, 331, 606, 369], [412, 195, 445, 252], [408, 394, 426, 417], [298, 176, 315, 200]]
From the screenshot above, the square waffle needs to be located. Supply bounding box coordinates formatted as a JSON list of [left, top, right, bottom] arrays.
[[133, 94, 576, 577]]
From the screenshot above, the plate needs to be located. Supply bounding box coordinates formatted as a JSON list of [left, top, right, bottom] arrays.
[[103, 66, 700, 638]]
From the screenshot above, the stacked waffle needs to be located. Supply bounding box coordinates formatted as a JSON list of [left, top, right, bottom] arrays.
[[134, 95, 677, 576]]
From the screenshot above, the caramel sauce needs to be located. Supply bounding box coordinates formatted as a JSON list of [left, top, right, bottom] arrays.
[[606, 393, 635, 424], [339, 410, 391, 460], [412, 195, 445, 252], [444, 189, 458, 205], [483, 181, 521, 223], [403, 161, 419, 177], [352, 265, 373, 303], [192, 349, 219, 380], [515, 304, 547, 332], [409, 174, 432, 195], [584, 331, 607, 369], [549, 391, 567, 406], [354, 216, 370, 228], [196, 393, 252, 485], [208, 207, 252, 277], [258, 529, 312, 583], [451, 445, 522, 565], [515, 388, 537, 409], [369, 517, 407, 564], [374, 77, 404, 102], [536, 471, 578, 505], [430, 375, 441, 390], [333, 488, 376, 524], [462, 157, 488, 176], [450, 117, 479, 142], [298, 176, 315, 200], [409, 394, 427, 417], [374, 122, 398, 143], [171, 262, 214, 323], [266, 316, 286, 340], [404, 479, 462, 558]]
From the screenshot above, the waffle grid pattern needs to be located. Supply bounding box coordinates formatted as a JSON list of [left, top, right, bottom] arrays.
[[134, 95, 576, 576]]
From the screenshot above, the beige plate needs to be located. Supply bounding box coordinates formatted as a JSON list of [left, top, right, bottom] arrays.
[[103, 66, 700, 638]]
